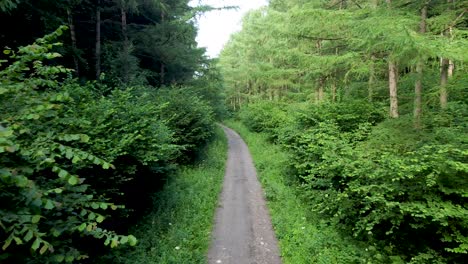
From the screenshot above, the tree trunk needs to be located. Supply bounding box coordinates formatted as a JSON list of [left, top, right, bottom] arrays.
[[448, 60, 454, 77], [388, 61, 399, 118], [331, 79, 337, 103], [316, 77, 324, 103], [67, 8, 80, 76], [95, 0, 101, 79], [121, 6, 129, 84], [440, 0, 453, 109], [414, 4, 427, 128]]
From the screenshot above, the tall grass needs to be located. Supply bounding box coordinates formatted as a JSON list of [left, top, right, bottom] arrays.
[[106, 127, 227, 264], [224, 120, 372, 264]]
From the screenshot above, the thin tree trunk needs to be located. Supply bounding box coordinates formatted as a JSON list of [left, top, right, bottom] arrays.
[[414, 4, 427, 129], [448, 60, 454, 77], [67, 8, 80, 76], [95, 0, 101, 79], [121, 6, 129, 84], [331, 79, 337, 103], [388, 61, 399, 118], [316, 77, 324, 103], [440, 0, 453, 109]]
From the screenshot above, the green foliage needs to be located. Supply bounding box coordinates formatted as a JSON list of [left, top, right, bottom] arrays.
[[0, 28, 217, 263], [100, 127, 227, 264], [237, 99, 467, 263], [154, 87, 215, 161], [0, 27, 139, 263]]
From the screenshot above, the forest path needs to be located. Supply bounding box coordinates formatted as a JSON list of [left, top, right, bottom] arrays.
[[207, 125, 282, 264]]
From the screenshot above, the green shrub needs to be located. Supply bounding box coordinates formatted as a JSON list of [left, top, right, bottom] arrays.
[[0, 27, 139, 263], [154, 87, 215, 161]]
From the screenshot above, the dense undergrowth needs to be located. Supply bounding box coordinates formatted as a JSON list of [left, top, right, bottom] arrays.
[[0, 28, 218, 263], [235, 99, 467, 263], [98, 127, 227, 264]]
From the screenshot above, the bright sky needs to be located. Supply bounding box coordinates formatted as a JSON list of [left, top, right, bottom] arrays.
[[190, 0, 268, 58]]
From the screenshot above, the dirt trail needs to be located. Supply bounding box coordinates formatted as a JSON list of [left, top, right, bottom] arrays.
[[208, 125, 282, 264]]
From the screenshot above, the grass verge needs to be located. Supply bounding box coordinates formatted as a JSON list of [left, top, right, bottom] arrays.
[[107, 126, 227, 264], [224, 120, 372, 264]]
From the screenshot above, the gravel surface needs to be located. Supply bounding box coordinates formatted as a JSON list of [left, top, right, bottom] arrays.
[[208, 125, 282, 264]]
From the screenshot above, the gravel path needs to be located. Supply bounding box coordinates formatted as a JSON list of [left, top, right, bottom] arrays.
[[207, 125, 282, 264]]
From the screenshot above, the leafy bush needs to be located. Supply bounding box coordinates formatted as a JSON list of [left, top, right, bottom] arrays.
[[238, 99, 467, 263], [0, 27, 139, 263], [0, 28, 217, 263], [154, 87, 215, 161]]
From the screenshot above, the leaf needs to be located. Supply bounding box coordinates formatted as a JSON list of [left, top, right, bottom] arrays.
[[68, 176, 79, 185], [2, 237, 12, 250], [44, 200, 54, 210], [3, 49, 11, 55], [77, 223, 87, 232], [128, 235, 137, 246], [120, 236, 128, 244], [13, 236, 22, 245], [39, 244, 48, 254], [88, 212, 96, 221], [110, 239, 119, 248], [100, 203, 108, 210], [54, 255, 65, 262], [24, 230, 33, 242], [58, 169, 68, 178], [31, 215, 41, 224], [96, 215, 105, 223], [31, 238, 41, 251]]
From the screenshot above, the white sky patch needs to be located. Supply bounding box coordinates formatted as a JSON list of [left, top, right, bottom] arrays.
[[190, 0, 268, 58]]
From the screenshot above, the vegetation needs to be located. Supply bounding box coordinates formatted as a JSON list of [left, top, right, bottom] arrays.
[[99, 127, 227, 264], [220, 0, 467, 263], [0, 1, 224, 262]]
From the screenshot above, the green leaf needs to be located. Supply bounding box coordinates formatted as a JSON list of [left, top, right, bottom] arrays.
[[77, 223, 87, 232], [3, 49, 11, 55], [24, 230, 33, 242], [39, 244, 48, 254], [100, 203, 108, 210], [88, 212, 96, 221], [44, 200, 54, 210], [96, 215, 105, 223], [54, 255, 65, 262], [128, 235, 137, 246], [31, 238, 41, 251], [31, 215, 41, 224], [120, 236, 128, 244], [58, 169, 68, 178], [68, 176, 79, 185], [13, 236, 22, 245], [2, 237, 12, 250], [110, 239, 119, 248]]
